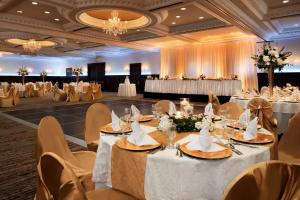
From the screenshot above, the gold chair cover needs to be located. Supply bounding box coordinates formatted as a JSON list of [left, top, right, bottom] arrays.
[[260, 86, 269, 96], [247, 97, 278, 135], [219, 102, 243, 120], [67, 86, 80, 102], [82, 86, 93, 101], [92, 84, 102, 100], [37, 116, 96, 192], [279, 112, 300, 164], [0, 87, 14, 107], [208, 92, 221, 115], [222, 161, 300, 200], [53, 86, 67, 102], [12, 87, 20, 105], [34, 84, 45, 97], [45, 82, 52, 92], [63, 84, 69, 93], [84, 103, 111, 151], [155, 100, 173, 114], [25, 84, 35, 97]]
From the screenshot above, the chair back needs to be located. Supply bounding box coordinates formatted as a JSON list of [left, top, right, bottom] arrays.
[[37, 116, 79, 166], [84, 103, 111, 145], [208, 92, 221, 115], [219, 102, 243, 120], [155, 100, 172, 114], [247, 97, 277, 135], [260, 86, 269, 96], [38, 152, 86, 200], [67, 86, 79, 102], [222, 161, 300, 200], [82, 86, 93, 101], [92, 84, 102, 100], [279, 112, 300, 163]]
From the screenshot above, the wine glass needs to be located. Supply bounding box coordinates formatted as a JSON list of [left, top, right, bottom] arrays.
[[124, 107, 131, 126], [152, 104, 158, 118], [166, 125, 176, 149]]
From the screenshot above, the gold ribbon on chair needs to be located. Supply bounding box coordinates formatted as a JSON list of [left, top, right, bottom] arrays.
[[208, 92, 221, 115], [67, 86, 80, 102]]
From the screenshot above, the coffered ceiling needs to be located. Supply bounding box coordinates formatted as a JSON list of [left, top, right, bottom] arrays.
[[0, 0, 298, 57]]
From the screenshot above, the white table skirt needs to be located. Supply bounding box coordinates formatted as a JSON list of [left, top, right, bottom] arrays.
[[230, 97, 300, 134], [118, 83, 136, 97], [92, 125, 270, 200], [144, 80, 242, 96]]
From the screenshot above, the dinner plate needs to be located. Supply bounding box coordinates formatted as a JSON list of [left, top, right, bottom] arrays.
[[227, 122, 262, 130], [179, 142, 232, 159], [100, 123, 132, 134], [115, 136, 161, 151], [130, 115, 153, 122], [231, 131, 274, 144], [283, 100, 299, 103]]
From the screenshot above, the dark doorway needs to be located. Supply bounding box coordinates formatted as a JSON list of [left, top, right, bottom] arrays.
[[87, 62, 105, 83], [129, 63, 142, 92]]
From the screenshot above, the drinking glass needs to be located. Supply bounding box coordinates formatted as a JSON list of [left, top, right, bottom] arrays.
[[166, 125, 176, 149], [152, 104, 158, 118], [124, 107, 131, 126], [184, 104, 194, 116]]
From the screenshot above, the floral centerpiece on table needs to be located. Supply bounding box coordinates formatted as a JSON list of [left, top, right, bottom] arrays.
[[159, 113, 214, 132], [72, 66, 83, 83], [231, 74, 238, 80], [199, 74, 206, 80], [163, 75, 169, 80], [18, 66, 29, 85], [251, 42, 292, 96], [40, 70, 47, 82]]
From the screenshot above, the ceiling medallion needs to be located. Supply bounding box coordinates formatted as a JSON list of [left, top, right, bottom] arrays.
[[6, 38, 56, 54], [103, 10, 127, 36]]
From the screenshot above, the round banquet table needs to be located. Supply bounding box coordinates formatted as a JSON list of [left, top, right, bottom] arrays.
[[92, 122, 273, 200], [118, 83, 136, 97], [230, 96, 300, 134]]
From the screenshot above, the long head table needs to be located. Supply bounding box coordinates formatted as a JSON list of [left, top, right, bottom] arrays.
[[144, 79, 242, 96]]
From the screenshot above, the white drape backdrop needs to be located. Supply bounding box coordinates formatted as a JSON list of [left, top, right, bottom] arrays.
[[160, 40, 258, 89]]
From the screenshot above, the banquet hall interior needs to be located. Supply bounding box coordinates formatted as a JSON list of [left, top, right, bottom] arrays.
[[1, 0, 300, 199]]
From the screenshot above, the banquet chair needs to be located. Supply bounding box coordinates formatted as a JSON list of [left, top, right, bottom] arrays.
[[0, 87, 14, 107], [247, 97, 278, 135], [34, 84, 45, 97], [84, 103, 111, 152], [219, 102, 243, 120], [12, 86, 20, 105], [92, 84, 102, 100], [37, 152, 137, 200], [37, 116, 96, 192], [278, 112, 300, 164], [208, 92, 221, 115], [155, 100, 173, 114], [82, 86, 93, 101], [260, 86, 269, 96], [45, 82, 52, 93], [63, 83, 69, 93], [53, 86, 67, 102], [222, 161, 300, 200], [25, 84, 35, 97], [67, 86, 80, 102]]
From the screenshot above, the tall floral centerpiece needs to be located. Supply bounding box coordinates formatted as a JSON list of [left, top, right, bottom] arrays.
[[252, 42, 291, 96], [72, 67, 83, 84], [18, 66, 29, 85], [40, 70, 47, 82]]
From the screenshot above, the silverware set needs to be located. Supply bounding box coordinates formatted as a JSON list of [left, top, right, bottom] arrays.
[[148, 145, 166, 154], [176, 144, 183, 157]]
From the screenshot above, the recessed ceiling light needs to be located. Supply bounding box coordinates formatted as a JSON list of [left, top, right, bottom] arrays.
[[176, 15, 181, 18], [199, 16, 204, 20], [172, 22, 176, 25], [17, 10, 23, 14], [32, 1, 38, 5], [282, 0, 289, 3], [136, 29, 140, 32], [180, 7, 186, 11], [44, 11, 50, 14], [54, 18, 60, 21]]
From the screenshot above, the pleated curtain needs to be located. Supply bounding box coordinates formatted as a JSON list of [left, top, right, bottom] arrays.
[[160, 40, 258, 90]]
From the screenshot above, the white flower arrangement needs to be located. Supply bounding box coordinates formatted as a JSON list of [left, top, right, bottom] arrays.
[[40, 70, 47, 77], [195, 116, 214, 131], [18, 66, 29, 76], [72, 67, 83, 76], [158, 115, 173, 131]]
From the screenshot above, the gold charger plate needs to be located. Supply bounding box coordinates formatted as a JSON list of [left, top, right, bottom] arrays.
[[131, 115, 153, 122], [231, 131, 274, 144], [227, 122, 262, 130], [115, 137, 161, 151], [179, 142, 232, 159], [100, 124, 132, 134]]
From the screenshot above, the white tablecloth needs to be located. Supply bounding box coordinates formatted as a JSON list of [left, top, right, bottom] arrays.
[[92, 125, 271, 200], [230, 97, 300, 134], [118, 83, 136, 97], [144, 80, 242, 96]]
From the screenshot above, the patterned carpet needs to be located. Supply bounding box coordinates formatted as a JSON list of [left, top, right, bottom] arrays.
[[0, 115, 85, 200]]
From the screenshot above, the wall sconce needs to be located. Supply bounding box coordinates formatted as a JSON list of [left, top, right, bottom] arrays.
[[124, 65, 129, 71]]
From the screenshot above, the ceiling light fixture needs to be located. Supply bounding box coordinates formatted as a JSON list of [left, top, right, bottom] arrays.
[[44, 11, 50, 14], [102, 10, 128, 36], [176, 15, 181, 18], [54, 18, 60, 21], [180, 7, 186, 11], [172, 22, 176, 25], [198, 16, 204, 20], [282, 0, 289, 3], [32, 1, 38, 5], [23, 39, 42, 53], [136, 29, 140, 32], [17, 10, 23, 14]]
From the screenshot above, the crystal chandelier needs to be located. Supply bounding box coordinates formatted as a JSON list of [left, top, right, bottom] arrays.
[[102, 10, 128, 36], [22, 39, 42, 53]]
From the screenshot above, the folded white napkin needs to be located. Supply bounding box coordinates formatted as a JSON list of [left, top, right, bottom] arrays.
[[127, 121, 158, 146], [243, 117, 258, 140], [124, 76, 130, 84], [186, 125, 224, 152], [239, 109, 251, 127], [111, 110, 121, 131], [204, 103, 214, 117], [169, 102, 177, 115], [131, 104, 141, 119]]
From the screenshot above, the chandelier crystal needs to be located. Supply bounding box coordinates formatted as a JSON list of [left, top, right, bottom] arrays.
[[102, 10, 128, 36], [23, 39, 42, 53]]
